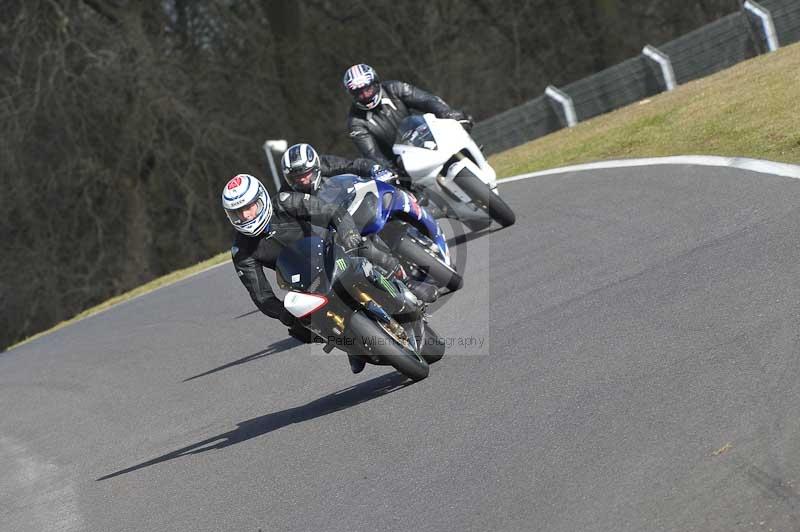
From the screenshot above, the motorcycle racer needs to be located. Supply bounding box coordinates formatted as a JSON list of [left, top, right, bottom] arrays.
[[280, 144, 439, 304]]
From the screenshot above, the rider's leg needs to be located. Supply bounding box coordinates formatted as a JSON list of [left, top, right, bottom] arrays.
[[357, 238, 438, 303], [395, 174, 448, 219]]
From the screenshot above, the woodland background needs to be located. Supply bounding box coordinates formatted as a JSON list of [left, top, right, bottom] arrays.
[[1, 0, 740, 349]]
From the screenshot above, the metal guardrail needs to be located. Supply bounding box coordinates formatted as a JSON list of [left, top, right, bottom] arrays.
[[472, 0, 799, 155]]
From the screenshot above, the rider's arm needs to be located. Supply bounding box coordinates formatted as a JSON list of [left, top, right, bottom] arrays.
[[277, 191, 361, 248], [231, 240, 284, 319], [347, 117, 394, 168], [388, 80, 452, 117], [319, 154, 379, 178]]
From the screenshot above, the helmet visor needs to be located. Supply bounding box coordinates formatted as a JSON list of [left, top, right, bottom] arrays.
[[288, 169, 319, 192], [225, 198, 265, 225], [351, 83, 380, 106]]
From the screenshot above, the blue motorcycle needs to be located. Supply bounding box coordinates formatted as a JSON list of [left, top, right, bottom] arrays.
[[318, 174, 463, 291]]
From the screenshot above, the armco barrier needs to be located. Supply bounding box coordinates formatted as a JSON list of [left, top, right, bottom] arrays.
[[762, 0, 800, 44], [472, 96, 562, 155], [661, 12, 759, 84], [559, 55, 663, 124], [473, 0, 799, 155]]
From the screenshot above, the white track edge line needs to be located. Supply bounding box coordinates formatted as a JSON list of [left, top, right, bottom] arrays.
[[498, 156, 800, 183]]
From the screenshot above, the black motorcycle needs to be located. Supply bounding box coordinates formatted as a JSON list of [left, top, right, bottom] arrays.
[[275, 233, 445, 381]]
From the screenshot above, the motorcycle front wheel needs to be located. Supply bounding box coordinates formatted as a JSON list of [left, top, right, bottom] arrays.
[[454, 170, 516, 227], [347, 311, 430, 381]]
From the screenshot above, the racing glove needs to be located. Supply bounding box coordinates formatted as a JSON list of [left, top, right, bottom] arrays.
[[288, 322, 320, 344], [281, 309, 322, 344], [370, 165, 398, 184], [279, 307, 297, 327], [338, 228, 364, 253], [441, 109, 474, 132]]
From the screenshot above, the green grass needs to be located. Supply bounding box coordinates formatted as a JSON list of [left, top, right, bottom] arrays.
[[491, 41, 800, 177], [11, 42, 800, 350]]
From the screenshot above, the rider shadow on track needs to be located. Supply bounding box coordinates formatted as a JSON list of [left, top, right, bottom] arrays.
[[232, 309, 262, 319], [97, 371, 411, 481], [446, 226, 499, 248], [182, 337, 300, 382]]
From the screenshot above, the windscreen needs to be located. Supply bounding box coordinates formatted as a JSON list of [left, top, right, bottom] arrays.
[[395, 115, 436, 149], [275, 236, 330, 292], [317, 174, 359, 208]]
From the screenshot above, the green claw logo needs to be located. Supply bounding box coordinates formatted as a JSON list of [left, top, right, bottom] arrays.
[[378, 275, 398, 297]]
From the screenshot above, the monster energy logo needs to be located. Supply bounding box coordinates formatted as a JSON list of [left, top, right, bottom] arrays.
[[378, 275, 398, 297], [335, 258, 347, 271]]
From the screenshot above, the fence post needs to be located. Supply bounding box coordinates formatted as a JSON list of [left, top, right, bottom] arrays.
[[545, 85, 578, 127], [744, 0, 780, 52], [262, 139, 288, 193], [642, 45, 677, 91]]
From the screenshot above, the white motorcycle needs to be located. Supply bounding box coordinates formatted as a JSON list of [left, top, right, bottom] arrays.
[[392, 113, 516, 229]]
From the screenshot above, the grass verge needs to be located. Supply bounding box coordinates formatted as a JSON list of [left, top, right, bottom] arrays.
[[490, 42, 800, 177]]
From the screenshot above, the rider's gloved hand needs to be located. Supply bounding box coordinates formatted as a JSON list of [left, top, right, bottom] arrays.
[[441, 109, 474, 132], [288, 322, 320, 344], [370, 164, 397, 183], [339, 228, 364, 252], [279, 308, 297, 327], [440, 108, 465, 120], [281, 310, 322, 344]]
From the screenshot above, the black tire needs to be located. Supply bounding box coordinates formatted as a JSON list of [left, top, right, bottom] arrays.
[[454, 170, 516, 227], [394, 236, 464, 292], [419, 323, 445, 364], [347, 311, 429, 381]]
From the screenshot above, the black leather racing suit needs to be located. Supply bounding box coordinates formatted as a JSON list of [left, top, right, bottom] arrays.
[[319, 154, 380, 178], [232, 186, 429, 340], [346, 80, 457, 167], [277, 179, 402, 279], [231, 191, 360, 340]]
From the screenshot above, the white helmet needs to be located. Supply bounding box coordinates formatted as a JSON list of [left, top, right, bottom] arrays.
[[221, 174, 272, 236]]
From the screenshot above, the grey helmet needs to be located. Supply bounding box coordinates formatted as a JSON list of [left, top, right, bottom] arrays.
[[281, 143, 322, 193]]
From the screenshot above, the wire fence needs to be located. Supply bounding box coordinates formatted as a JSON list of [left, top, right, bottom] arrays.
[[472, 0, 800, 155]]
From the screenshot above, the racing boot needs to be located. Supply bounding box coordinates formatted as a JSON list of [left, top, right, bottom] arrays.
[[404, 279, 439, 303], [397, 180, 447, 220], [415, 189, 448, 219], [347, 353, 366, 374], [393, 264, 439, 303]]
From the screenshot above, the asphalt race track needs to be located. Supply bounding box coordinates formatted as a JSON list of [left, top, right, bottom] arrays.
[[5, 164, 800, 531]]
